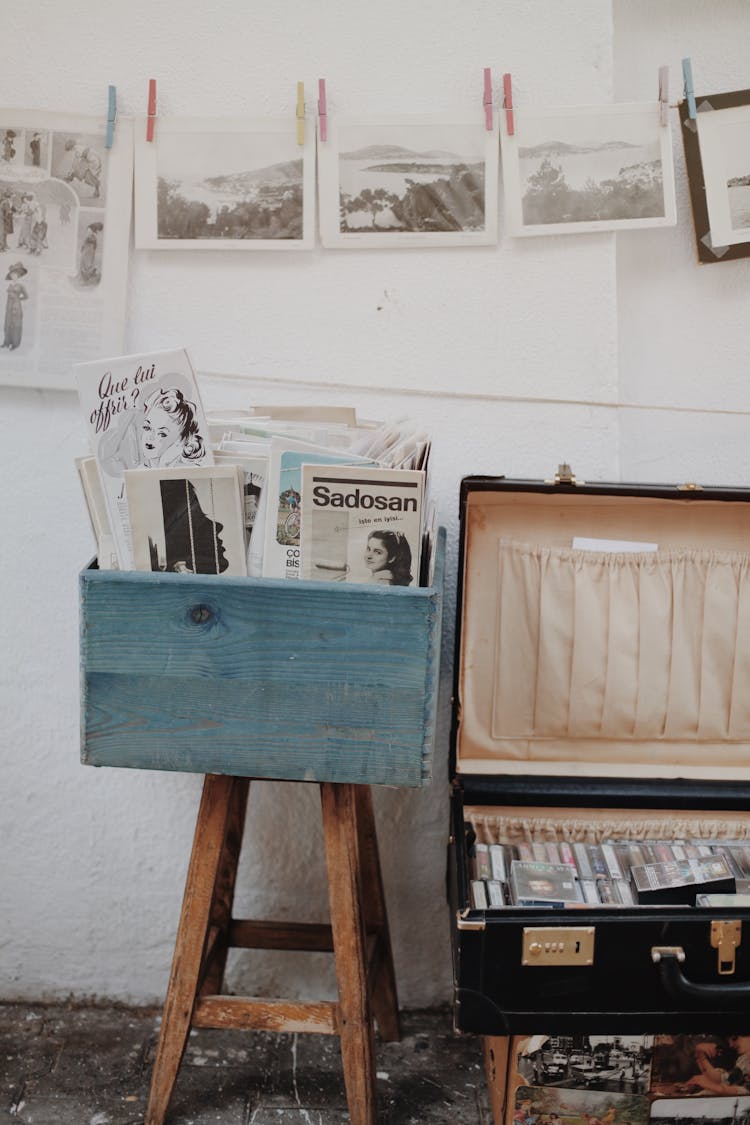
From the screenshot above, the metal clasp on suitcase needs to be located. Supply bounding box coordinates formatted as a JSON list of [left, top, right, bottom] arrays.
[[544, 462, 584, 486], [652, 921, 741, 976], [652, 922, 750, 1006]]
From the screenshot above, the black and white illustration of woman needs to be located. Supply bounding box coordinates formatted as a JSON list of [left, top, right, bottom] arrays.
[[363, 529, 413, 586], [2, 130, 16, 163], [99, 384, 207, 479], [139, 386, 206, 468], [148, 478, 228, 575], [77, 221, 102, 284], [1, 262, 28, 351], [0, 190, 15, 251]]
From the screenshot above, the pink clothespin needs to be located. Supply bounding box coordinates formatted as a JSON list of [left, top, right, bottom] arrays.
[[146, 79, 157, 142], [658, 66, 669, 126], [318, 79, 328, 142], [503, 73, 515, 135], [483, 68, 493, 131]]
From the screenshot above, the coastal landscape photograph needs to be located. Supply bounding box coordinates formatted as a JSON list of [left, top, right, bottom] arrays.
[[319, 117, 497, 246], [504, 104, 675, 234], [156, 130, 304, 241]]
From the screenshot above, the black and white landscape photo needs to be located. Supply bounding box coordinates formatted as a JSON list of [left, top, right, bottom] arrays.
[[516, 1036, 653, 1095], [502, 103, 676, 235], [135, 118, 315, 250], [318, 116, 498, 247], [696, 101, 750, 248]]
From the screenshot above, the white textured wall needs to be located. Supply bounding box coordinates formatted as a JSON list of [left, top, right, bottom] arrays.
[[0, 0, 745, 1007]]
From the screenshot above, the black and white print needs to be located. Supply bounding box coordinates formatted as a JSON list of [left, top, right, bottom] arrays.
[[0, 109, 132, 391], [695, 102, 750, 247], [50, 132, 106, 206], [517, 1036, 653, 1094], [125, 465, 248, 577], [75, 348, 214, 570], [135, 116, 315, 249], [318, 115, 499, 247], [502, 102, 676, 235]]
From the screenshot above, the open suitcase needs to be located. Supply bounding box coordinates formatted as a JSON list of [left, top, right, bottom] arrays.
[[448, 470, 750, 1125]]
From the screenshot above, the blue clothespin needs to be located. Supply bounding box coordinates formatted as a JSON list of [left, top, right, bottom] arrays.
[[105, 85, 117, 149], [682, 58, 696, 120]]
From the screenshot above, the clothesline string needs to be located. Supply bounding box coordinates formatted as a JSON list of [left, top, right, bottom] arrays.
[[198, 369, 749, 420]]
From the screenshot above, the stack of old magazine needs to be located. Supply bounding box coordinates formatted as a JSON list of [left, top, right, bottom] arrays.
[[75, 348, 434, 587]]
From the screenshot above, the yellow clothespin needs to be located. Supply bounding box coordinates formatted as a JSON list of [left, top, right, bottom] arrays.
[[296, 82, 305, 145]]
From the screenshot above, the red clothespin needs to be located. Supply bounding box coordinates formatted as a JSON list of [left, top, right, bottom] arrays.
[[658, 66, 669, 126], [483, 68, 493, 131], [503, 73, 515, 135], [146, 79, 157, 142], [318, 79, 328, 142]]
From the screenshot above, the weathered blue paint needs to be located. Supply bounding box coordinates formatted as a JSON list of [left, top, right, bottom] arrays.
[[80, 529, 445, 786]]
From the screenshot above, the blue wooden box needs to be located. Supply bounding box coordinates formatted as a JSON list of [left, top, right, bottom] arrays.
[[79, 528, 445, 786]]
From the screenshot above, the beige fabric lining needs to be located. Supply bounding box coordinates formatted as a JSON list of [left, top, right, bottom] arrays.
[[491, 541, 750, 743], [457, 491, 750, 777], [466, 804, 750, 845]]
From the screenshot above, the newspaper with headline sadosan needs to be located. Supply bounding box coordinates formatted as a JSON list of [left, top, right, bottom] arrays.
[[300, 464, 424, 587]]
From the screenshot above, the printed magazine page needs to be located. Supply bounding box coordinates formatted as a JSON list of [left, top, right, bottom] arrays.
[[262, 436, 377, 580], [300, 464, 424, 586], [75, 348, 213, 570], [125, 465, 247, 576], [75, 455, 117, 570], [0, 108, 132, 390]]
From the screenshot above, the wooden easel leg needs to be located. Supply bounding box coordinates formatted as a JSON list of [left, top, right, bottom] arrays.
[[321, 782, 378, 1125], [145, 774, 237, 1125], [200, 777, 250, 997], [354, 785, 400, 1042]]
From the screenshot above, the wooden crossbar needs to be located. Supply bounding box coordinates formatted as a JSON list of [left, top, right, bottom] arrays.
[[145, 777, 400, 1125]]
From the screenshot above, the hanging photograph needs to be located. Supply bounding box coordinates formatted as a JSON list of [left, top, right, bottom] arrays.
[[317, 114, 499, 248], [501, 102, 676, 236], [134, 116, 315, 250], [0, 108, 132, 391], [681, 88, 750, 262]]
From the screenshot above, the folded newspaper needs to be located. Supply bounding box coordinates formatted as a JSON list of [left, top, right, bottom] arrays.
[[300, 464, 425, 586]]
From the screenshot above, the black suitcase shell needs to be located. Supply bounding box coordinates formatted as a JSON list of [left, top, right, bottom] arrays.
[[450, 474, 750, 1034]]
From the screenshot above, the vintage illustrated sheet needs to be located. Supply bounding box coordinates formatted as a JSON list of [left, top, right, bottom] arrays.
[[75, 347, 213, 570], [0, 108, 132, 390]]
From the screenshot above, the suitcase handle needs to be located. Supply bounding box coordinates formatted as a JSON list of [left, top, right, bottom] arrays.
[[653, 948, 750, 1005]]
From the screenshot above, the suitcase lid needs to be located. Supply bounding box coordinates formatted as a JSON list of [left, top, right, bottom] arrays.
[[451, 470, 750, 805]]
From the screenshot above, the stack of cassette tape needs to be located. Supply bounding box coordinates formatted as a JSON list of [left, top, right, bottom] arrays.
[[469, 837, 750, 910]]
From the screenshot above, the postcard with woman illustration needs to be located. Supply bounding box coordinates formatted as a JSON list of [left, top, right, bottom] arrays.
[[134, 115, 316, 250], [501, 101, 676, 236], [300, 464, 424, 586], [0, 108, 132, 390], [125, 465, 247, 577], [75, 347, 213, 571], [317, 113, 499, 248]]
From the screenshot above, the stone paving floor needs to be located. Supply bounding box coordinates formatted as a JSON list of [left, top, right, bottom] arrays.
[[0, 1002, 493, 1124]]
